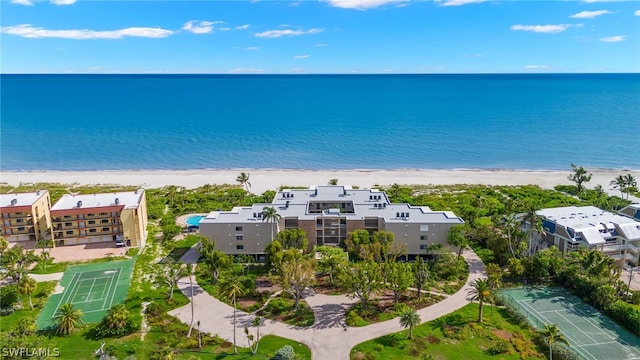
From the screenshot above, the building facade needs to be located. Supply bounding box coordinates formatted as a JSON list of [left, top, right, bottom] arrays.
[[50, 190, 148, 247], [537, 206, 640, 266], [199, 186, 464, 257], [0, 191, 53, 243]]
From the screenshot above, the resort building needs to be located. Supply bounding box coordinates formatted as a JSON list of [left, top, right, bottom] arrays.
[[618, 204, 640, 222], [536, 206, 640, 266], [199, 186, 464, 257], [0, 191, 53, 243], [50, 190, 148, 247]]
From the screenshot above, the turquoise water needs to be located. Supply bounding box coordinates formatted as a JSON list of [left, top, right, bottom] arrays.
[[186, 215, 204, 227], [1, 74, 638, 171]]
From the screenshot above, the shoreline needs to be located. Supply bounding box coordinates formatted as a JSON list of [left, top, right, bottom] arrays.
[[2, 168, 639, 196]]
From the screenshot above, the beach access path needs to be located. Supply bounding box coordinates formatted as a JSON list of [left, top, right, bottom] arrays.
[[169, 249, 486, 359]]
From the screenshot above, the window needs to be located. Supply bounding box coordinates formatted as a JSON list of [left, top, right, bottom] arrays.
[[235, 226, 243, 231], [102, 227, 110, 232], [66, 230, 74, 235], [88, 220, 96, 225], [99, 212, 108, 216], [235, 235, 243, 241], [420, 245, 427, 250], [236, 245, 244, 250], [63, 215, 72, 219], [16, 218, 23, 223], [420, 235, 428, 241], [101, 219, 109, 224], [420, 225, 429, 232], [17, 227, 25, 231], [87, 213, 95, 217], [65, 222, 72, 227], [89, 229, 96, 233]]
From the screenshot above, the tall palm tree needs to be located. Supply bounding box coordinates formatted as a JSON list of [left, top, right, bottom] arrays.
[[18, 276, 37, 310], [624, 174, 637, 200], [221, 278, 246, 354], [262, 207, 281, 242], [466, 278, 492, 323], [236, 172, 252, 201], [399, 307, 421, 339], [611, 175, 627, 199], [53, 303, 84, 335], [541, 324, 569, 360]]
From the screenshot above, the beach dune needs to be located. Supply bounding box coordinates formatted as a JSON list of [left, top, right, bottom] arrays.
[[2, 169, 638, 198]]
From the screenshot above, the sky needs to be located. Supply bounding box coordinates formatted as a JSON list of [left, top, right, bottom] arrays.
[[1, 0, 639, 74]]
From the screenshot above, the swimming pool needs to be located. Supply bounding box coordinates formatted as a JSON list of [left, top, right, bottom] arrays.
[[185, 215, 205, 228]]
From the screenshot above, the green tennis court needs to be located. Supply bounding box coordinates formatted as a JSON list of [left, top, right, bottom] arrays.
[[37, 258, 135, 329], [501, 287, 640, 360]]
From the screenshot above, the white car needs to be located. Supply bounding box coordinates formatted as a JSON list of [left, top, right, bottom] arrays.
[[116, 239, 125, 247]]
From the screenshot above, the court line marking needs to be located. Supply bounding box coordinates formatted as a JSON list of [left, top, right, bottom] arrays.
[[106, 267, 122, 310], [579, 341, 619, 347], [99, 272, 115, 310], [53, 271, 81, 316], [518, 300, 597, 360]]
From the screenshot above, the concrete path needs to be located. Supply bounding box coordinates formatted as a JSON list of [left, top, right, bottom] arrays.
[[169, 249, 486, 359], [29, 272, 64, 282]]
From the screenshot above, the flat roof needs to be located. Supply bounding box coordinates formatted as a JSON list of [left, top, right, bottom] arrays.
[[537, 205, 637, 230], [0, 191, 48, 208], [51, 190, 144, 210], [201, 186, 463, 225]]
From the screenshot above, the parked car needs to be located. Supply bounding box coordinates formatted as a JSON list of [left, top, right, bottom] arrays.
[[116, 239, 125, 247]]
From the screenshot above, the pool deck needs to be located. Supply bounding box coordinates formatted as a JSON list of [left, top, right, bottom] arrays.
[[175, 213, 209, 228]]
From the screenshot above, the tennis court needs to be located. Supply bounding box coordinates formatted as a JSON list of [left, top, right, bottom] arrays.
[[501, 287, 640, 360], [37, 258, 135, 329]]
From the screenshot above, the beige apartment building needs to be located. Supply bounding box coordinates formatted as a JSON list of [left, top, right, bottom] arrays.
[[199, 186, 464, 257], [50, 190, 148, 247], [0, 191, 53, 243]]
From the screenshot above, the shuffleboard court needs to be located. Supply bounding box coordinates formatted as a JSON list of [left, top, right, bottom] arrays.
[[37, 258, 135, 329], [501, 287, 640, 360]]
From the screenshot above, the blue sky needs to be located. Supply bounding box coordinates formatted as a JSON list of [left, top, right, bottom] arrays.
[[1, 0, 639, 73]]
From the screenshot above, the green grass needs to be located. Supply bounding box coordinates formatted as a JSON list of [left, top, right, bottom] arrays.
[[1, 281, 56, 329], [30, 255, 130, 275], [351, 303, 545, 360], [204, 335, 311, 359]]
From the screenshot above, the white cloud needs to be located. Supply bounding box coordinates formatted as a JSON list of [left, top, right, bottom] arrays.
[[229, 68, 264, 74], [582, 0, 618, 3], [600, 35, 625, 42], [294, 54, 309, 59], [436, 0, 487, 6], [635, 10, 640, 16], [525, 65, 551, 69], [182, 20, 224, 34], [51, 0, 76, 5], [245, 46, 260, 50], [315, 43, 328, 47], [510, 24, 575, 34], [255, 28, 322, 38], [219, 27, 230, 31], [570, 10, 612, 19], [1, 24, 173, 39], [326, 0, 408, 10], [235, 24, 250, 30], [10, 0, 34, 5]]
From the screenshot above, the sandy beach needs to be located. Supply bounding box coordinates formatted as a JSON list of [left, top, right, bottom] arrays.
[[2, 169, 638, 198]]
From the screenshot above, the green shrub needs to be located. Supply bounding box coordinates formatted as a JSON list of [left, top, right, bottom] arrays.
[[374, 344, 384, 352], [0, 285, 19, 308], [487, 339, 511, 355], [274, 344, 295, 360], [346, 310, 367, 327]]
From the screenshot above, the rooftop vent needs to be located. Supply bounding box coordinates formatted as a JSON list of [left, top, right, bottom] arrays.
[[115, 198, 120, 205], [10, 199, 17, 206], [77, 201, 83, 208]]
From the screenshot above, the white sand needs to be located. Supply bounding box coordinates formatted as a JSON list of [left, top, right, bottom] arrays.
[[2, 169, 638, 198]]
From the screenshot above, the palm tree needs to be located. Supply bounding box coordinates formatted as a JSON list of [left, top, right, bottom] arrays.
[[236, 172, 252, 201], [521, 205, 545, 256], [466, 278, 492, 323], [541, 324, 569, 360], [399, 307, 421, 339], [18, 276, 37, 310], [611, 175, 627, 199], [221, 278, 246, 354], [53, 303, 84, 335], [103, 304, 130, 331], [624, 173, 637, 200], [185, 263, 195, 338], [262, 207, 281, 242]]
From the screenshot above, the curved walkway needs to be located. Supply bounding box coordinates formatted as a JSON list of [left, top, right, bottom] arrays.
[[168, 249, 486, 359]]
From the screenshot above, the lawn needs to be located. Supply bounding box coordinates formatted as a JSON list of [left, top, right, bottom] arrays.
[[351, 303, 545, 360]]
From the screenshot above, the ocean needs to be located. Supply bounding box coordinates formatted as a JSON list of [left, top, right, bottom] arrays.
[[1, 74, 638, 171]]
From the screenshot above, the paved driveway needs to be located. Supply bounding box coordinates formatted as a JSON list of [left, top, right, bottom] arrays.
[[169, 249, 486, 359]]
